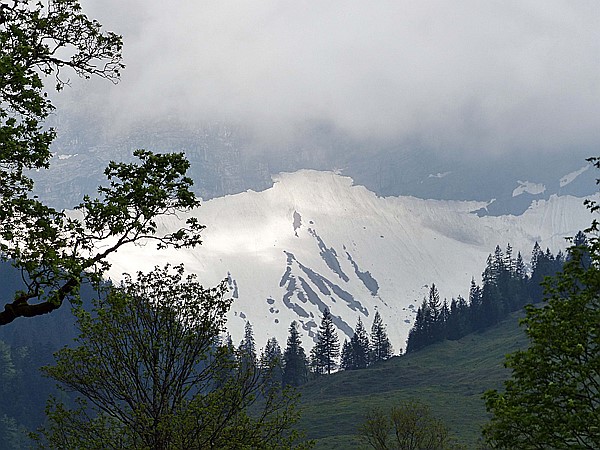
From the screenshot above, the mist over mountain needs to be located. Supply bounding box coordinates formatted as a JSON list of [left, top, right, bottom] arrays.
[[35, 115, 596, 216]]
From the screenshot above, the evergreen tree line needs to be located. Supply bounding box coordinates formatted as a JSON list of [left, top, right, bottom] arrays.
[[406, 235, 587, 353], [238, 309, 395, 389]]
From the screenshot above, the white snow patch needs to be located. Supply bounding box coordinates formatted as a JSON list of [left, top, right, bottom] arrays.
[[57, 154, 78, 160], [103, 170, 595, 351], [512, 180, 546, 197], [428, 171, 451, 179], [560, 165, 590, 187]]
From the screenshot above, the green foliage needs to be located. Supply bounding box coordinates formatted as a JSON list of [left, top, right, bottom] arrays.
[[483, 159, 600, 449], [0, 1, 203, 325], [0, 0, 122, 185], [0, 0, 121, 208], [1, 149, 204, 324], [352, 316, 370, 369], [35, 265, 309, 449], [484, 262, 600, 447], [357, 400, 460, 450]]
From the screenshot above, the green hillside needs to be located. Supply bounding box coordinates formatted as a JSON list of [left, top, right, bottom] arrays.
[[297, 311, 530, 448]]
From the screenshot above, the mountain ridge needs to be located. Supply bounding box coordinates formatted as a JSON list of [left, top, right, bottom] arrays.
[[104, 169, 595, 349]]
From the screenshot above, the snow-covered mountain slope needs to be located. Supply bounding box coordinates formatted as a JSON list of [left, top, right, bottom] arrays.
[[106, 170, 596, 352]]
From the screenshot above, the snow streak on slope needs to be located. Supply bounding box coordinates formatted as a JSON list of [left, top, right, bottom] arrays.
[[106, 170, 596, 352]]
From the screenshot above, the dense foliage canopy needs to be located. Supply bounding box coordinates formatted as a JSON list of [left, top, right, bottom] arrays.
[[37, 265, 308, 449], [0, 0, 203, 325]]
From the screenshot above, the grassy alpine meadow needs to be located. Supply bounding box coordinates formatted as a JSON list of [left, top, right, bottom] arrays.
[[297, 310, 529, 448]]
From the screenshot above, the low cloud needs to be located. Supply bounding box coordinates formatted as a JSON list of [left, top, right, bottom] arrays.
[[59, 0, 600, 155]]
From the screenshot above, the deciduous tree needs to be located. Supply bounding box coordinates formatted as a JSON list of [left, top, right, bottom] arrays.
[[0, 0, 202, 325], [357, 400, 457, 450], [36, 265, 308, 449]]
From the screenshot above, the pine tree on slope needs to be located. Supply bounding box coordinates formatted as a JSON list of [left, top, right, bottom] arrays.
[[351, 316, 370, 369], [282, 321, 308, 387], [340, 339, 354, 371], [340, 317, 371, 370], [370, 311, 393, 363], [261, 337, 283, 388], [238, 321, 257, 370], [310, 309, 340, 375]]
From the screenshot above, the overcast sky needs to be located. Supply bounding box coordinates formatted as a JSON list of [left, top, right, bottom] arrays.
[[60, 0, 600, 156]]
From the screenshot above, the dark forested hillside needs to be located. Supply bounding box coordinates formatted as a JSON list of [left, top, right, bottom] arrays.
[[406, 240, 570, 353], [0, 262, 90, 447]]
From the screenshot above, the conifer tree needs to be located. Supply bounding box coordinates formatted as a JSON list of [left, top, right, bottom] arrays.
[[262, 337, 282, 366], [352, 317, 370, 369], [282, 321, 308, 387], [570, 230, 592, 268], [406, 305, 426, 353], [370, 311, 393, 363], [310, 309, 340, 375], [481, 252, 505, 328], [529, 244, 562, 303], [482, 254, 496, 288], [238, 321, 257, 369], [493, 245, 505, 279], [341, 317, 370, 370], [214, 333, 236, 389], [531, 241, 543, 272], [309, 346, 323, 376], [340, 339, 354, 371], [469, 278, 484, 330], [515, 251, 526, 281], [260, 337, 283, 388], [440, 299, 450, 340], [505, 243, 514, 275], [446, 298, 462, 341], [426, 284, 442, 341]]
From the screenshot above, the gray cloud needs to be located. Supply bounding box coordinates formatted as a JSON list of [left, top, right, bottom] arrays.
[[60, 0, 600, 155]]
